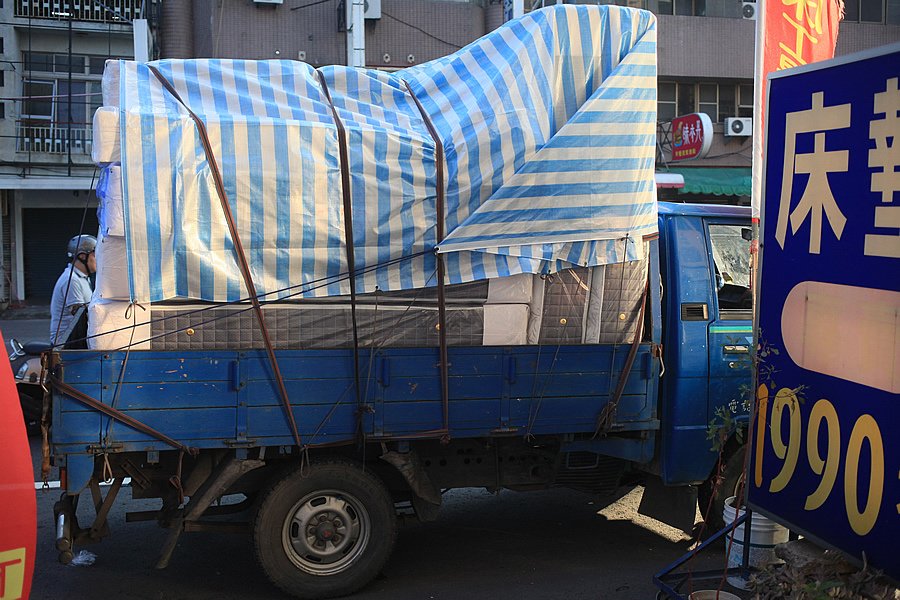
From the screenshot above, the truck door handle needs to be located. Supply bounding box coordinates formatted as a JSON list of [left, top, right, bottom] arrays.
[[723, 345, 749, 354]]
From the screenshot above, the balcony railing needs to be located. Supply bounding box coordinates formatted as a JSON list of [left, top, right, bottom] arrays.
[[16, 121, 93, 156], [15, 0, 141, 23]]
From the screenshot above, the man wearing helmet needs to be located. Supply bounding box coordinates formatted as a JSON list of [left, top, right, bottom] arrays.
[[49, 234, 97, 346]]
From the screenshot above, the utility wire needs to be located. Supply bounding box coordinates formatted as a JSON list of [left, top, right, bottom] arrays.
[[291, 0, 333, 10], [382, 11, 465, 49]]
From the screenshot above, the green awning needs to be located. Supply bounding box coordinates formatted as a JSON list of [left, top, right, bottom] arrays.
[[665, 167, 752, 196]]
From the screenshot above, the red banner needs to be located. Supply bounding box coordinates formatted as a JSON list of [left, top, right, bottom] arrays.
[[0, 334, 36, 600], [764, 0, 842, 75], [750, 0, 842, 219]]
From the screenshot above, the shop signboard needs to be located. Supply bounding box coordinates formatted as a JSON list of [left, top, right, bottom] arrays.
[[670, 113, 713, 161], [752, 44, 899, 580]]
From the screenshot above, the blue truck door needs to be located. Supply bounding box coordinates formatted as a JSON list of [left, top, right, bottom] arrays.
[[705, 222, 753, 419]]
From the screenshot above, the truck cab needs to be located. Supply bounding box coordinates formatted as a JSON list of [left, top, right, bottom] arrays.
[[650, 202, 752, 530]]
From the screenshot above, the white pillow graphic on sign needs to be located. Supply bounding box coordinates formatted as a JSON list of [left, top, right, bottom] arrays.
[[781, 281, 899, 394]]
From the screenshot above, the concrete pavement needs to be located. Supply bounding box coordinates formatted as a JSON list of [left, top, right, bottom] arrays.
[[0, 305, 51, 345]]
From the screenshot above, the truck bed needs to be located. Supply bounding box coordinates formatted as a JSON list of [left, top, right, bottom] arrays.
[[52, 344, 659, 491]]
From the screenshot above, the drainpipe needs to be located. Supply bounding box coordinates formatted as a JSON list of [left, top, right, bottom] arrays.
[[346, 0, 365, 67]]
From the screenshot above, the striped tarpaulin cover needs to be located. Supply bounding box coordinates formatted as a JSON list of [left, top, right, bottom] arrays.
[[110, 4, 657, 303]]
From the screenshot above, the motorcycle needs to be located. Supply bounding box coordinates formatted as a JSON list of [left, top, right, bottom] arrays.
[[7, 305, 87, 434], [8, 337, 49, 434]]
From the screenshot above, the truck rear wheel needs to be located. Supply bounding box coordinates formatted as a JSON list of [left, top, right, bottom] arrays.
[[253, 459, 397, 599]]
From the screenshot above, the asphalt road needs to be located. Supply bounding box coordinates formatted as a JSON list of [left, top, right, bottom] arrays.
[[26, 440, 733, 600]]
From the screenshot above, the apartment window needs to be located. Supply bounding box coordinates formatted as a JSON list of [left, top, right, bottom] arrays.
[[23, 52, 53, 73], [678, 83, 695, 117], [658, 82, 677, 121], [890, 0, 900, 23], [89, 56, 107, 75], [17, 51, 108, 154], [22, 80, 54, 120], [610, 0, 647, 8], [0, 70, 4, 87], [657, 81, 695, 121], [658, 81, 753, 123], [0, 103, 5, 120], [658, 0, 706, 15], [698, 84, 719, 123], [23, 52, 105, 75], [738, 84, 754, 117], [844, 0, 892, 21]]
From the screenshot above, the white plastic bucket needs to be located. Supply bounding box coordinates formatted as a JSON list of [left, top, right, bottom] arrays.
[[723, 496, 789, 589]]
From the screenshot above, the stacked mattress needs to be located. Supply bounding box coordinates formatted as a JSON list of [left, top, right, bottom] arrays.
[[88, 210, 648, 350], [85, 5, 656, 351]]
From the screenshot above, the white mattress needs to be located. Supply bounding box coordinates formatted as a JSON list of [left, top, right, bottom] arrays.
[[101, 60, 120, 108], [91, 106, 120, 164], [97, 165, 125, 237], [88, 299, 151, 350], [94, 234, 131, 300]]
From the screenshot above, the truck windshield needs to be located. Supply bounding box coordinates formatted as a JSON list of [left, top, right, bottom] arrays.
[[709, 224, 752, 313]]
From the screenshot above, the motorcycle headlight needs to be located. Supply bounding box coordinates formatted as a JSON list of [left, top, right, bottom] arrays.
[[16, 363, 29, 380]]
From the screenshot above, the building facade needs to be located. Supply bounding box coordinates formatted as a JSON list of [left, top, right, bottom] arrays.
[[0, 1, 142, 305]]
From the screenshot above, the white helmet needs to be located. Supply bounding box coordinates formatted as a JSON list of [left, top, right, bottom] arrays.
[[66, 234, 98, 259]]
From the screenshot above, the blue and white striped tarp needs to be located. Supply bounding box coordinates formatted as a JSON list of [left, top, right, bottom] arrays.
[[107, 5, 657, 303]]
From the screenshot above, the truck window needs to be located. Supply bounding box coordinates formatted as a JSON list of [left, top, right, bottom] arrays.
[[708, 224, 752, 316]]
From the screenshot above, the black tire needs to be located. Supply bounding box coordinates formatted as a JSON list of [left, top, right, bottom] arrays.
[[698, 449, 745, 533], [19, 393, 42, 433], [253, 459, 397, 600]]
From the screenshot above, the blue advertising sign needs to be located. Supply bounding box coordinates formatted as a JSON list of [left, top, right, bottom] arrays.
[[752, 44, 899, 580]]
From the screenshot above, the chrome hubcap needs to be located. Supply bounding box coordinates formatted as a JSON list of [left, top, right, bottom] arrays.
[[282, 490, 370, 576]]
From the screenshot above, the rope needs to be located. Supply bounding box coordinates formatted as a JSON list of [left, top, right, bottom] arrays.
[[403, 78, 451, 441], [49, 373, 197, 455], [316, 70, 364, 441], [147, 65, 302, 449], [594, 250, 650, 438], [100, 301, 139, 448], [525, 291, 568, 440]]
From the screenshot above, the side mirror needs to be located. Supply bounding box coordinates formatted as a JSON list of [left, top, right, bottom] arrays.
[[741, 227, 752, 241]]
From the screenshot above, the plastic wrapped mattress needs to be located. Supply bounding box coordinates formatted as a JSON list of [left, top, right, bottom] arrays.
[[92, 5, 658, 305], [86, 259, 648, 350]]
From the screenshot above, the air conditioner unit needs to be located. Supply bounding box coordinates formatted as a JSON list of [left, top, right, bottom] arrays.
[[364, 0, 382, 19], [254, 0, 284, 5], [725, 117, 753, 137], [742, 2, 757, 19]]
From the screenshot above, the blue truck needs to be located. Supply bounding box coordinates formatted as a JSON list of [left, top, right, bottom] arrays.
[[47, 201, 752, 599]]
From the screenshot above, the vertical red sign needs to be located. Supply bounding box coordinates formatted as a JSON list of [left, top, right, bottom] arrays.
[[763, 0, 841, 75], [751, 0, 842, 219], [0, 334, 36, 600]]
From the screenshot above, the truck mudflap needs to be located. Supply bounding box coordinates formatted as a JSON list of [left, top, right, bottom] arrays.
[[156, 457, 265, 569], [52, 476, 125, 564]]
